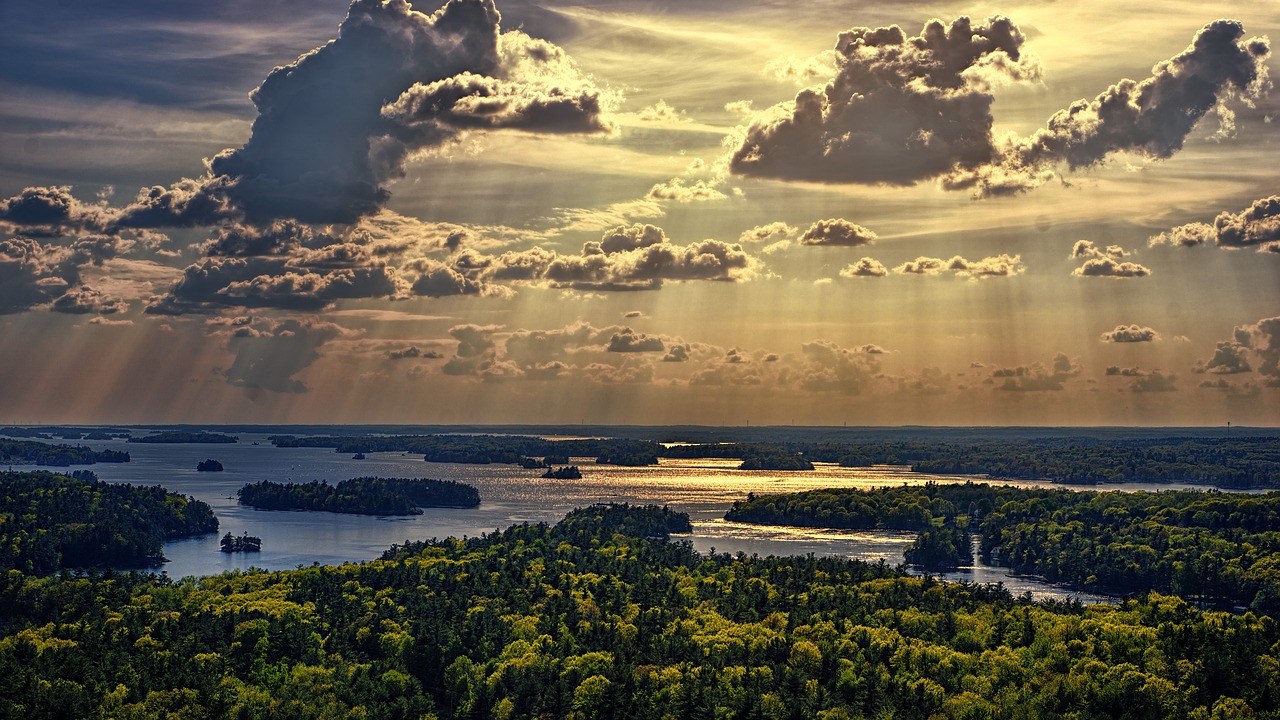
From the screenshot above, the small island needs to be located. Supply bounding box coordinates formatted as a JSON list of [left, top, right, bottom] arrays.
[[196, 459, 224, 472], [1, 438, 130, 467], [220, 532, 262, 553], [130, 431, 238, 444], [238, 477, 481, 516], [352, 452, 366, 460], [542, 466, 582, 479], [738, 453, 814, 471], [519, 456, 549, 469]]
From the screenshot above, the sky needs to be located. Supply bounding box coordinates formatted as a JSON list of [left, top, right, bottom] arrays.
[[0, 0, 1277, 426]]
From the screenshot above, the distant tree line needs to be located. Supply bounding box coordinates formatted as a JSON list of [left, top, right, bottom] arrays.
[[0, 439, 129, 467], [0, 470, 217, 573], [238, 477, 480, 516], [129, 432, 238, 444], [727, 483, 1280, 613], [270, 434, 662, 467], [0, 427, 130, 441], [1, 504, 1278, 719]]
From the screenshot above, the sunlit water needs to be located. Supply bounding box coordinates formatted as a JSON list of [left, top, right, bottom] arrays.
[[22, 432, 1228, 602]]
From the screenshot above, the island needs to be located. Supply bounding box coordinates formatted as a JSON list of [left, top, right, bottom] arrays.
[[737, 453, 814, 471], [129, 431, 238, 444], [237, 476, 481, 515], [220, 532, 261, 553], [0, 438, 130, 466], [727, 482, 1280, 614], [903, 524, 974, 570], [541, 465, 582, 479], [0, 470, 218, 573], [270, 433, 663, 466], [351, 452, 366, 460], [196, 459, 224, 472], [4, 503, 1278, 720]]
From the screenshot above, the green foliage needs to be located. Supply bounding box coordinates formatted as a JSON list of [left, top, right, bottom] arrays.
[[729, 483, 1280, 612], [221, 533, 262, 553], [238, 477, 480, 515], [0, 471, 218, 573], [1, 504, 1278, 719], [128, 432, 238, 444], [0, 439, 129, 466], [905, 525, 975, 570]]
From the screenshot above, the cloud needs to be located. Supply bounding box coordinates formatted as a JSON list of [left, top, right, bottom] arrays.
[[606, 329, 665, 353], [1071, 240, 1127, 260], [477, 223, 760, 291], [222, 318, 347, 394], [0, 236, 111, 314], [636, 100, 690, 124], [1100, 324, 1159, 343], [728, 16, 1039, 185], [1210, 316, 1280, 387], [441, 323, 502, 375], [991, 353, 1081, 391], [644, 179, 728, 202], [738, 222, 794, 244], [661, 344, 690, 362], [1072, 257, 1151, 278], [798, 218, 877, 247], [1105, 366, 1145, 376], [947, 20, 1271, 196], [1129, 371, 1178, 393], [894, 254, 1023, 278], [839, 257, 888, 278], [1150, 196, 1280, 253], [0, 186, 118, 233], [1196, 341, 1253, 375], [50, 286, 129, 315], [796, 339, 882, 394], [388, 346, 444, 361]]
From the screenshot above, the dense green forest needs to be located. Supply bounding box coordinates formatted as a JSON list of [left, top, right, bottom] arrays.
[[0, 471, 217, 573], [238, 477, 481, 515], [270, 434, 662, 467], [129, 432, 238, 444], [1, 504, 1278, 719], [727, 483, 1280, 613], [904, 526, 974, 570], [668, 438, 1280, 487], [0, 438, 130, 466]]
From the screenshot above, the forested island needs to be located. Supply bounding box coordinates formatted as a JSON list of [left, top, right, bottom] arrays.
[[0, 426, 130, 441], [0, 438, 130, 466], [542, 466, 582, 479], [270, 434, 661, 467], [196, 459, 224, 472], [238, 477, 480, 515], [738, 453, 815, 471], [129, 431, 239, 444], [727, 483, 1280, 613], [669, 437, 1280, 487], [1, 504, 1277, 718], [0, 470, 218, 573], [220, 532, 261, 553]]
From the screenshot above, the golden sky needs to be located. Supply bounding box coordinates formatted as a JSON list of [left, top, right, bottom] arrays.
[[0, 0, 1277, 425]]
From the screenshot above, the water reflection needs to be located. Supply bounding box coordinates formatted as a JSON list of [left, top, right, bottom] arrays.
[[23, 432, 1204, 602]]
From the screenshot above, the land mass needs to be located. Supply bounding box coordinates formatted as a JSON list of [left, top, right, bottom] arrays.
[[0, 438, 130, 466], [238, 477, 480, 515]]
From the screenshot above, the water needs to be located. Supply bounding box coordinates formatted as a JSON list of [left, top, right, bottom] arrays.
[[22, 431, 1220, 602]]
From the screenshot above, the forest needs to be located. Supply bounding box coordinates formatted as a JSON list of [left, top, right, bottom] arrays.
[[129, 432, 239, 444], [727, 483, 1280, 613], [667, 438, 1280, 488], [237, 477, 481, 516], [269, 434, 662, 467], [0, 439, 130, 466], [0, 471, 218, 573], [1, 504, 1278, 719]]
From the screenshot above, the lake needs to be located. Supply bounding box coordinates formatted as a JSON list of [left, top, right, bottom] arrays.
[[24, 431, 1222, 602]]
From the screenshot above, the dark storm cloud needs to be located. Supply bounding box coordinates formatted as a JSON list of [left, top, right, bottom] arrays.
[[606, 329, 665, 353], [0, 186, 117, 232], [1151, 196, 1280, 253], [1100, 324, 1159, 343], [728, 16, 1038, 185], [948, 20, 1271, 196], [222, 318, 345, 394], [992, 353, 1081, 391], [798, 219, 877, 247]]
